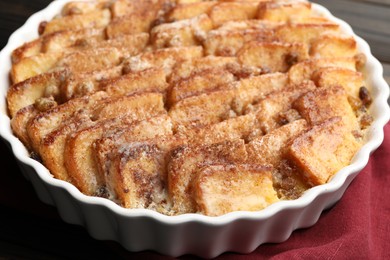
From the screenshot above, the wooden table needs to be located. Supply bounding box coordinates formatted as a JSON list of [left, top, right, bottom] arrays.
[[0, 1, 389, 259]]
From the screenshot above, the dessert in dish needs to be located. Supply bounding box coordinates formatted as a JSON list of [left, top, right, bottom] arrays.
[[6, 0, 373, 216]]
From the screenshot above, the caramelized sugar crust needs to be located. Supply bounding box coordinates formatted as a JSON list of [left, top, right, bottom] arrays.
[[7, 0, 372, 216]]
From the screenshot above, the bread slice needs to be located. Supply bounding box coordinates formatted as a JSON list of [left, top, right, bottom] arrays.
[[247, 119, 308, 166], [11, 45, 123, 84], [110, 0, 164, 18], [41, 29, 147, 59], [287, 117, 361, 185], [106, 12, 155, 38], [64, 116, 137, 195], [204, 28, 275, 56], [11, 39, 42, 64], [234, 72, 288, 109], [123, 46, 204, 75], [310, 33, 358, 58], [170, 54, 270, 83], [106, 139, 171, 210], [288, 57, 358, 85], [250, 81, 316, 133], [85, 33, 149, 56], [293, 86, 359, 131], [27, 91, 108, 153], [215, 19, 281, 32], [103, 67, 168, 97], [170, 56, 238, 83], [41, 28, 106, 53], [150, 14, 213, 49], [209, 2, 259, 26], [11, 52, 63, 84], [257, 1, 312, 22], [10, 105, 38, 150], [38, 110, 93, 182], [275, 23, 339, 47], [7, 69, 69, 117], [11, 28, 106, 64], [61, 65, 123, 100], [167, 2, 217, 21], [168, 68, 236, 105], [169, 89, 236, 129], [55, 47, 122, 74], [93, 115, 173, 194], [104, 126, 179, 210], [311, 67, 364, 99], [61, 0, 110, 16], [42, 9, 111, 35], [193, 164, 278, 216], [168, 139, 248, 213], [91, 92, 165, 121], [179, 113, 260, 145], [237, 41, 309, 72]]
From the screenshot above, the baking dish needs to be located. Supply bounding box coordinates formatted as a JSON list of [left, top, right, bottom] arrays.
[[0, 0, 389, 257]]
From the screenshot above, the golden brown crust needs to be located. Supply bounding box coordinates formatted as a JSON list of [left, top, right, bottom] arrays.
[[238, 41, 309, 72], [247, 119, 308, 166], [194, 164, 278, 216], [257, 1, 312, 22], [168, 139, 248, 213], [10, 105, 38, 150], [287, 117, 360, 185], [293, 86, 359, 131], [7, 69, 69, 117], [209, 2, 259, 26], [42, 9, 111, 35], [167, 68, 235, 105], [251, 81, 316, 133]]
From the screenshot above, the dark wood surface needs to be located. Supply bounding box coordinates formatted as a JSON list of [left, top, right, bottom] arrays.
[[0, 1, 389, 259]]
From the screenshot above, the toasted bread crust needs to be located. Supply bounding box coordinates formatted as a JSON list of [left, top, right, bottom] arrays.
[[288, 117, 360, 185], [194, 164, 278, 216]]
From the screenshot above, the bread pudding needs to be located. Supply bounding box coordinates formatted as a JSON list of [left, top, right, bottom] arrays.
[[6, 0, 373, 216]]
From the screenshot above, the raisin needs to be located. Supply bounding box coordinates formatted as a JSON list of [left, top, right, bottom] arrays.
[[231, 97, 244, 115], [278, 109, 301, 125], [38, 21, 47, 35], [34, 97, 57, 112], [285, 53, 299, 67], [151, 17, 166, 28], [360, 114, 373, 129], [30, 151, 42, 163], [279, 117, 289, 125], [74, 38, 90, 47], [359, 86, 372, 106], [95, 186, 109, 198], [44, 84, 60, 98]]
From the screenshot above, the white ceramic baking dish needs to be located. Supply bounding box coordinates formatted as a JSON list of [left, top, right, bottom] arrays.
[[0, 1, 389, 257]]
